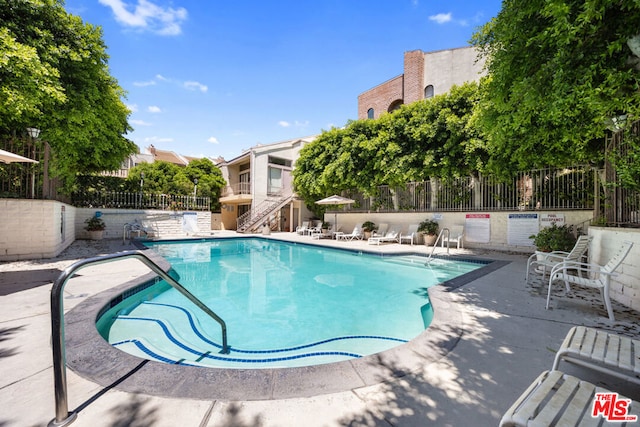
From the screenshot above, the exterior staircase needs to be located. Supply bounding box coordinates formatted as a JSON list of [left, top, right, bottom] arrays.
[[236, 192, 293, 233]]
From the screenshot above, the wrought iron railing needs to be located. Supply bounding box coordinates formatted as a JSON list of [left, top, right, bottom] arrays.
[[71, 191, 211, 211], [341, 166, 599, 214]]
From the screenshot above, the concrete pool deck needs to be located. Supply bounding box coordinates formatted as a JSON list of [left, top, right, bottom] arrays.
[[1, 231, 639, 426]]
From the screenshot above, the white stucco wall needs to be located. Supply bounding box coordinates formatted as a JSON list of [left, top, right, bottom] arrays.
[[587, 227, 640, 311], [328, 211, 593, 252], [424, 47, 486, 97], [0, 199, 75, 261], [75, 208, 212, 240]]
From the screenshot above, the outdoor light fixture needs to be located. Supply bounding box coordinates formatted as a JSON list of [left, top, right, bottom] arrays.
[[26, 127, 41, 139]]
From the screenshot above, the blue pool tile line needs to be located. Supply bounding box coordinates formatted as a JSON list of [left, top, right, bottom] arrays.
[[112, 311, 411, 364], [139, 301, 408, 354]]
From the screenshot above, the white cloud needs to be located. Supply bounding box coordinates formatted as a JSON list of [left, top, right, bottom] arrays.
[[144, 136, 174, 143], [294, 120, 310, 127], [127, 103, 139, 112], [184, 81, 208, 92], [156, 74, 168, 81], [429, 13, 452, 24], [208, 137, 219, 144], [130, 119, 152, 126], [278, 121, 291, 128], [133, 80, 157, 87], [98, 0, 188, 36], [147, 106, 162, 113]]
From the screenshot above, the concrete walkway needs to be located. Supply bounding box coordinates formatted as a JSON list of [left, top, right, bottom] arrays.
[[1, 232, 638, 427]]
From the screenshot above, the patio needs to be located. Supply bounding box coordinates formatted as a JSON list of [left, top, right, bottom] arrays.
[[1, 232, 638, 426]]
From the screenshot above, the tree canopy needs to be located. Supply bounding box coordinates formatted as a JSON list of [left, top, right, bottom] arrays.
[[293, 82, 485, 211], [125, 159, 227, 211], [471, 0, 640, 175], [0, 0, 136, 189]]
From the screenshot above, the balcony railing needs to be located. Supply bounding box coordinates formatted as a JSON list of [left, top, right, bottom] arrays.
[[221, 182, 251, 197], [71, 191, 211, 211]]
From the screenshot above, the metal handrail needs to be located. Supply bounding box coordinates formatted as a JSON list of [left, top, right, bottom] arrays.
[[425, 228, 450, 264], [49, 250, 229, 427]]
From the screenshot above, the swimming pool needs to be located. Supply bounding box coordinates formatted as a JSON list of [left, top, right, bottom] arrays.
[[98, 238, 484, 369]]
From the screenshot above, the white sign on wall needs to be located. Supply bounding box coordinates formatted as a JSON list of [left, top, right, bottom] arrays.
[[465, 213, 490, 243], [540, 213, 565, 228], [508, 213, 539, 246]]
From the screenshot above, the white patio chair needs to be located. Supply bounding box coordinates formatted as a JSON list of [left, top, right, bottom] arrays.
[[526, 235, 593, 284], [546, 240, 634, 321], [399, 224, 419, 245], [441, 225, 464, 249], [295, 221, 309, 235]]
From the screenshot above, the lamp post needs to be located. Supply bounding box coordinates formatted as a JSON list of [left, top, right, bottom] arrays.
[[193, 178, 198, 209], [26, 127, 41, 199], [139, 172, 144, 208]]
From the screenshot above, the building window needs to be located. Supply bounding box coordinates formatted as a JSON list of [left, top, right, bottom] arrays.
[[268, 156, 292, 167], [424, 85, 434, 99], [367, 108, 374, 119], [268, 167, 283, 195], [388, 100, 403, 113]]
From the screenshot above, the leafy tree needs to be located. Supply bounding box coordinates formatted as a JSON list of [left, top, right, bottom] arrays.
[[0, 0, 136, 190], [126, 159, 226, 211], [293, 82, 485, 210], [471, 0, 640, 176]]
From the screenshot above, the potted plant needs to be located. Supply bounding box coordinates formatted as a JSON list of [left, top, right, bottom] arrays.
[[322, 221, 331, 232], [418, 219, 439, 246], [529, 223, 576, 253], [361, 221, 378, 239], [85, 216, 106, 240]]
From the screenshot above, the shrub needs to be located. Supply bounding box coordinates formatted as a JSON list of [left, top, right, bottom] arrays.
[[418, 219, 439, 235], [529, 223, 576, 252], [85, 216, 106, 231]]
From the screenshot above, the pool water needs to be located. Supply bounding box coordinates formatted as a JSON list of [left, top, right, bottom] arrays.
[[98, 238, 483, 368]]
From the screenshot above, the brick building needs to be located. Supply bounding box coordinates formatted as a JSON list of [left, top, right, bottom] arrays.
[[357, 47, 485, 120]]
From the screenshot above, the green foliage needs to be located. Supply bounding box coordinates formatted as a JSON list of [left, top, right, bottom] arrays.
[[608, 132, 640, 192], [471, 0, 640, 177], [84, 215, 106, 231], [361, 221, 377, 232], [126, 159, 226, 211], [529, 223, 577, 252], [418, 219, 439, 235], [0, 0, 136, 190], [293, 82, 486, 209]]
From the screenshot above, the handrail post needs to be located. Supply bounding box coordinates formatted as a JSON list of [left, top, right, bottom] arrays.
[[48, 250, 228, 426], [425, 227, 450, 264]]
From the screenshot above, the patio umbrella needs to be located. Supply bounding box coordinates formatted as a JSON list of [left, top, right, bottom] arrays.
[[315, 195, 355, 231], [0, 149, 38, 164]]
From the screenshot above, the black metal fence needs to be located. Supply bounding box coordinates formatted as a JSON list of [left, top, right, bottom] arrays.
[[70, 191, 211, 211], [342, 166, 598, 213]]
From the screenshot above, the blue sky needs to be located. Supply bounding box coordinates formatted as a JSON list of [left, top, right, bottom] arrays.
[[63, 0, 502, 161]]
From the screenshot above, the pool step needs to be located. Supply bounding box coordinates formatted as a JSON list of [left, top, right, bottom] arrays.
[[110, 302, 407, 368]]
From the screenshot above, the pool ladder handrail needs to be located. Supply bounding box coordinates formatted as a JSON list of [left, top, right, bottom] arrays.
[[48, 250, 229, 427], [425, 227, 450, 264]]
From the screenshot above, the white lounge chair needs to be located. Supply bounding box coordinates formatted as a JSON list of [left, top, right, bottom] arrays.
[[296, 221, 309, 235], [306, 222, 322, 236], [399, 224, 419, 245], [368, 226, 400, 245], [546, 240, 634, 321], [499, 370, 640, 427], [441, 225, 464, 249], [370, 223, 388, 239], [552, 326, 640, 385], [336, 224, 363, 241], [526, 235, 593, 284]]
